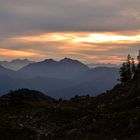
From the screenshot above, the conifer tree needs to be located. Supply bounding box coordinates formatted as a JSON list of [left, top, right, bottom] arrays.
[[119, 54, 132, 83], [119, 62, 128, 83], [131, 58, 136, 75], [137, 50, 140, 69], [126, 54, 132, 80]]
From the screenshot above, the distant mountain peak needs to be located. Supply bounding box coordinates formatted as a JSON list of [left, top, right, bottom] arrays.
[[10, 59, 33, 63], [19, 58, 89, 79], [0, 59, 34, 70], [60, 57, 72, 61], [60, 57, 85, 65], [43, 59, 57, 63], [60, 57, 76, 62], [36, 58, 87, 66]]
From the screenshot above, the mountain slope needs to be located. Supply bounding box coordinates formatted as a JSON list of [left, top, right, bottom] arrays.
[[0, 65, 15, 75], [51, 67, 119, 99], [0, 65, 22, 78], [0, 88, 55, 103], [75, 67, 119, 83], [0, 64, 29, 79]]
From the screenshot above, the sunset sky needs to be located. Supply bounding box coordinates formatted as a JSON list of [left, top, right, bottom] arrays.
[[0, 0, 140, 64]]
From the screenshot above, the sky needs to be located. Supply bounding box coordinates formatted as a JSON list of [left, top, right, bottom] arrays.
[[0, 0, 140, 64]]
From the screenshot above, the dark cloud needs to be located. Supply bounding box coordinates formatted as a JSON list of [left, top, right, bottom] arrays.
[[0, 0, 140, 63], [0, 0, 140, 37]]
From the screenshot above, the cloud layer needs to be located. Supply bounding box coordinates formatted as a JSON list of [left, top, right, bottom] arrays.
[[0, 0, 140, 63]]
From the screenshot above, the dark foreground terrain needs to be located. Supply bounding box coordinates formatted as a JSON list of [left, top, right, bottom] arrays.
[[0, 72, 140, 140]]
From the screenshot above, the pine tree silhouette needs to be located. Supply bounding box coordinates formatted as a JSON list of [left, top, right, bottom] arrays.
[[137, 50, 140, 69]]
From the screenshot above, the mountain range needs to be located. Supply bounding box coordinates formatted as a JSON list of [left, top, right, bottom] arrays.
[[0, 58, 119, 98], [0, 59, 34, 70], [19, 58, 89, 79]]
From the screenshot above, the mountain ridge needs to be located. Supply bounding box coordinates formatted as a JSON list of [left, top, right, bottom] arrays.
[[0, 59, 34, 70], [18, 58, 89, 79]]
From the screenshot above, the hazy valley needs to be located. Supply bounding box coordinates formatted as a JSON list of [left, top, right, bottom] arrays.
[[0, 58, 119, 99]]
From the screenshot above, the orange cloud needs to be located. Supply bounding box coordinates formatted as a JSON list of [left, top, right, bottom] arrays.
[[13, 33, 77, 43], [0, 48, 38, 57], [12, 32, 140, 55], [13, 32, 140, 44], [1, 31, 140, 64]]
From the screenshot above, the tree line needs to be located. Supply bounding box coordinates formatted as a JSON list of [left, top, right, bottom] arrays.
[[119, 50, 140, 83]]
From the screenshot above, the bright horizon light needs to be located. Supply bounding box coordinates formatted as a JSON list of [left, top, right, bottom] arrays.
[[1, 32, 140, 64], [74, 34, 140, 43], [14, 32, 140, 44]]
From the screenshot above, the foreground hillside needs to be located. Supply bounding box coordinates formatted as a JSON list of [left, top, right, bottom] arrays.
[[0, 72, 140, 140]]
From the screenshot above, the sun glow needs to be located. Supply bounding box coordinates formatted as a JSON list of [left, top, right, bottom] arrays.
[[74, 34, 140, 43], [4, 31, 140, 64], [13, 32, 140, 45]]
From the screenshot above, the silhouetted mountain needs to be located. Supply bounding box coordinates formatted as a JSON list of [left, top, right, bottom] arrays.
[[0, 59, 34, 70], [0, 89, 55, 104], [19, 58, 89, 79], [0, 71, 140, 139]]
